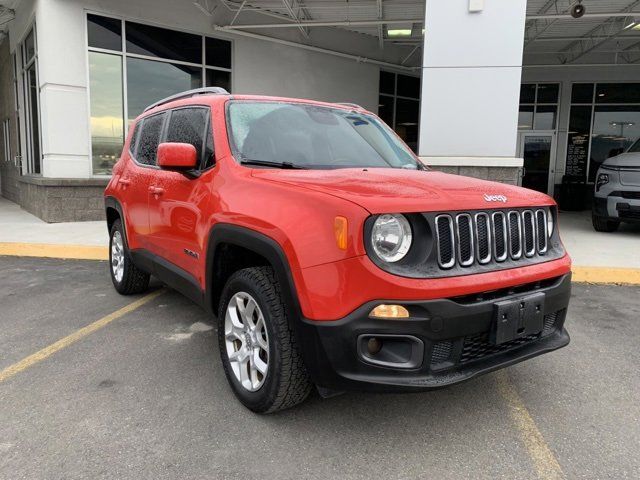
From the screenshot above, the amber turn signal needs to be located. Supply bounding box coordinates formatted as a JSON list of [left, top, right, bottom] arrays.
[[369, 304, 410, 319], [334, 216, 348, 250]]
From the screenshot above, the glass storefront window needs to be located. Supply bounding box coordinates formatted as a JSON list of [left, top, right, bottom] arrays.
[[378, 71, 420, 152], [589, 106, 640, 182], [125, 21, 202, 64], [519, 83, 560, 132], [206, 69, 231, 93], [88, 14, 233, 174], [571, 83, 594, 103], [87, 14, 122, 51], [89, 52, 124, 175], [518, 106, 534, 130], [126, 58, 202, 122], [595, 84, 640, 104], [534, 105, 557, 130], [205, 37, 232, 69]]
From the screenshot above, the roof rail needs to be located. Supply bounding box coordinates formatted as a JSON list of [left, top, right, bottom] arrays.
[[143, 87, 229, 112], [335, 102, 364, 110]]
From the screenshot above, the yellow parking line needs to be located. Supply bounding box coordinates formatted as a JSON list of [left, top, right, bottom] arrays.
[[0, 289, 165, 384], [0, 242, 108, 260], [496, 370, 565, 480], [572, 266, 640, 285]]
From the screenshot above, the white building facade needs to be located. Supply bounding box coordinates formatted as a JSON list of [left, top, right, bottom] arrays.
[[1, 0, 639, 221]]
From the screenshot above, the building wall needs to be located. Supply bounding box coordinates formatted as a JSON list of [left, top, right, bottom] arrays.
[[0, 37, 20, 202], [521, 65, 640, 187]]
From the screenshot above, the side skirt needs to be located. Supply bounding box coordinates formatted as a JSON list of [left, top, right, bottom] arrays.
[[130, 249, 205, 308]]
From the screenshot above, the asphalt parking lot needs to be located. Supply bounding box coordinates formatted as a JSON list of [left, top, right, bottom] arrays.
[[1, 256, 639, 480]]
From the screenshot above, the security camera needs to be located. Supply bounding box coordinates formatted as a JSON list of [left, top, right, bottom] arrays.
[[571, 3, 585, 19]]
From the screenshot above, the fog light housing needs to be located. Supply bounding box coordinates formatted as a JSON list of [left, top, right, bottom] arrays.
[[369, 304, 409, 319]]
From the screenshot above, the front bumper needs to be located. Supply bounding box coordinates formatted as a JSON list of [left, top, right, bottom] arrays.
[[594, 191, 640, 222], [299, 273, 571, 392]]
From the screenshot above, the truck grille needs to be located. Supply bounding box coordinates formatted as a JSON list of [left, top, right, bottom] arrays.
[[435, 209, 550, 270]]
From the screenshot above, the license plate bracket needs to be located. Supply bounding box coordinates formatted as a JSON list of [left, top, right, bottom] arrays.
[[491, 292, 545, 345]]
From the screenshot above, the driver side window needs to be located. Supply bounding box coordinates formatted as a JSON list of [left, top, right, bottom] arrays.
[[165, 107, 214, 170]]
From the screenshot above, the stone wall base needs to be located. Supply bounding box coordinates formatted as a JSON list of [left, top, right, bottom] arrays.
[[16, 177, 109, 223], [429, 166, 522, 186]]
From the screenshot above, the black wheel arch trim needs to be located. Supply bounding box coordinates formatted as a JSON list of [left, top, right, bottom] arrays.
[[104, 196, 127, 240], [205, 223, 303, 324]]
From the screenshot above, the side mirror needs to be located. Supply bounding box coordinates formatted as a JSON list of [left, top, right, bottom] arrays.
[[157, 142, 198, 170]]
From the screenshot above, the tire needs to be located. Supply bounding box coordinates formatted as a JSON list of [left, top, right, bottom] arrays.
[[109, 218, 150, 295], [218, 266, 312, 414], [592, 213, 620, 232]]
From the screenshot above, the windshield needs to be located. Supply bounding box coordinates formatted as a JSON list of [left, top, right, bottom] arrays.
[[226, 101, 422, 170], [627, 137, 640, 153]]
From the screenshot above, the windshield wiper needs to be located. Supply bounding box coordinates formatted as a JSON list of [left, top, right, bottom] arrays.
[[240, 158, 307, 169]]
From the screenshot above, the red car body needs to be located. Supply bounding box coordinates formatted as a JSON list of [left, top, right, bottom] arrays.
[[105, 92, 571, 396]]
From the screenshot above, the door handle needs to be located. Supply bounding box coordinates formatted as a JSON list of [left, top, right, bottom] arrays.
[[118, 178, 131, 186], [149, 186, 164, 195]]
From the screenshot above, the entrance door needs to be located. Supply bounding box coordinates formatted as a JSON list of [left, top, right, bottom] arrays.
[[518, 132, 556, 195]]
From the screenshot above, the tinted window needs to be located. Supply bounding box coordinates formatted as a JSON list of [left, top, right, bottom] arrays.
[[206, 69, 231, 92], [378, 95, 394, 126], [129, 121, 141, 155], [137, 113, 165, 165], [596, 83, 640, 104], [125, 21, 202, 64], [205, 37, 231, 69], [571, 83, 594, 103], [203, 125, 215, 169], [397, 74, 420, 99], [166, 108, 210, 166], [520, 84, 536, 104], [87, 14, 122, 51], [380, 71, 395, 95], [537, 84, 559, 104]]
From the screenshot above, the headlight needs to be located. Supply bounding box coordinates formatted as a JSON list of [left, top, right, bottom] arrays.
[[547, 210, 554, 238], [371, 214, 412, 263], [596, 173, 609, 192]]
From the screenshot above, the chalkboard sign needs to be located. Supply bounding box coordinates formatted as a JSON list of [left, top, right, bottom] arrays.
[[565, 106, 592, 181], [566, 134, 588, 178]]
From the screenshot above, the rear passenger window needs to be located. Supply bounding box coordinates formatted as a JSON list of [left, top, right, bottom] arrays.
[[137, 113, 165, 166], [166, 107, 214, 169], [129, 122, 141, 156]]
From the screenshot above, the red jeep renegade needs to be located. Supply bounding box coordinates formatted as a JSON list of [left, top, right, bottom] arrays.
[[105, 87, 571, 413]]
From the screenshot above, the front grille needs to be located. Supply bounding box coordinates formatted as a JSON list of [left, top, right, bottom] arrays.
[[618, 209, 640, 220], [621, 191, 640, 200], [460, 332, 540, 364], [435, 209, 550, 270]]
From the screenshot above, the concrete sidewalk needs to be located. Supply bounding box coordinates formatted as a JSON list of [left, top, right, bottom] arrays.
[[0, 196, 639, 279]]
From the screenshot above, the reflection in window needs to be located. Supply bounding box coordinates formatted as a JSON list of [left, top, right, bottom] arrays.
[[166, 108, 209, 164], [89, 52, 124, 175], [595, 83, 640, 104], [534, 105, 557, 130], [518, 106, 534, 130], [395, 98, 419, 152], [126, 58, 202, 121], [378, 71, 420, 152], [125, 21, 202, 64], [589, 106, 640, 182], [87, 14, 122, 51]]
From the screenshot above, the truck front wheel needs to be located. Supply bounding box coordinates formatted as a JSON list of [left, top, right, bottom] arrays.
[[218, 266, 312, 413]]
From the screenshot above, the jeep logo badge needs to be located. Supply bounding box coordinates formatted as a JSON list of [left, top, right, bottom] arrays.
[[484, 194, 507, 203]]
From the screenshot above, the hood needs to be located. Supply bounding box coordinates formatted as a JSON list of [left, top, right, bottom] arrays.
[[602, 152, 640, 168], [251, 168, 553, 214]]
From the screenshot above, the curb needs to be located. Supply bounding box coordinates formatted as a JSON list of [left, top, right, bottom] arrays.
[[0, 242, 108, 261], [571, 266, 640, 286]]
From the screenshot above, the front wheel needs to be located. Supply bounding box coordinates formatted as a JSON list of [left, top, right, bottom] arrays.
[[218, 267, 312, 413], [592, 213, 620, 232]]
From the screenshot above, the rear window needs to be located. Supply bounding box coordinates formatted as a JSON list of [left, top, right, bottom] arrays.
[[136, 113, 165, 166]]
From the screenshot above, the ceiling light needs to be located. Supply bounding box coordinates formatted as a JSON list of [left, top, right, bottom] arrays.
[[387, 29, 413, 37]]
